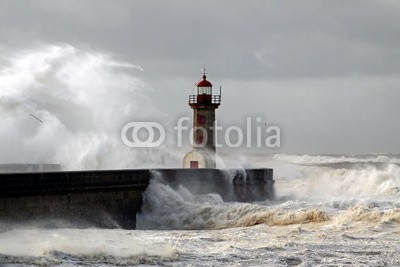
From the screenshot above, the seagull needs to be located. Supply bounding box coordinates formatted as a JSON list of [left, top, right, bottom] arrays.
[[29, 113, 43, 124]]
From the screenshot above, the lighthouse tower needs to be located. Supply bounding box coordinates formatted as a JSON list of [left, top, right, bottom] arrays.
[[183, 68, 221, 169]]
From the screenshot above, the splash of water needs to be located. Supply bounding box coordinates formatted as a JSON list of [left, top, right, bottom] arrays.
[[304, 164, 400, 196], [0, 229, 179, 266], [137, 154, 400, 230], [0, 44, 181, 170], [137, 178, 329, 230]]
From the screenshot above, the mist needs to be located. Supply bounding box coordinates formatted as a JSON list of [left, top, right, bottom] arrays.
[[0, 44, 181, 169]]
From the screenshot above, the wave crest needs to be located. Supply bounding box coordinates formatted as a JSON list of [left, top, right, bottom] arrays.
[[274, 154, 400, 165]]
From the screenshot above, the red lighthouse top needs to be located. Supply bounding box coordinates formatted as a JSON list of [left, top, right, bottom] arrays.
[[189, 67, 221, 106], [197, 74, 213, 87], [197, 67, 213, 87]]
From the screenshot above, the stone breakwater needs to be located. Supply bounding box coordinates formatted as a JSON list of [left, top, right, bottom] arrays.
[[0, 168, 273, 229]]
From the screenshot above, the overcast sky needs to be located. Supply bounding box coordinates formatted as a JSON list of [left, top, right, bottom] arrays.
[[1, 0, 400, 156]]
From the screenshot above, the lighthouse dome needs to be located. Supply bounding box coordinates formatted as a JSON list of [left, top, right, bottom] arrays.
[[197, 75, 213, 87]]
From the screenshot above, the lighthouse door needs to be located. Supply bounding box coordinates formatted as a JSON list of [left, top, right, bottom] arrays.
[[190, 161, 199, 169]]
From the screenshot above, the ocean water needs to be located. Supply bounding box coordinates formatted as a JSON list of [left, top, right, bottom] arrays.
[[1, 153, 400, 266], [1, 44, 399, 266]]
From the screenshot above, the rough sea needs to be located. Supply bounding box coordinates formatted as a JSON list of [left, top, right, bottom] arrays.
[[1, 153, 400, 266]]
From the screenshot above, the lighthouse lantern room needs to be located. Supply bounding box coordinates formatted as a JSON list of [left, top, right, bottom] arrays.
[[183, 68, 221, 169]]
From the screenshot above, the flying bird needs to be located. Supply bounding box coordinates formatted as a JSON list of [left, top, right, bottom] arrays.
[[29, 113, 43, 124]]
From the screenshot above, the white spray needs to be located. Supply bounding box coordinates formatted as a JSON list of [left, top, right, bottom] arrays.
[[0, 44, 181, 169]]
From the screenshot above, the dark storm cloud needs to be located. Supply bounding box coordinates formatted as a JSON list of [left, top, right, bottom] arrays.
[[1, 0, 400, 154], [2, 0, 400, 80]]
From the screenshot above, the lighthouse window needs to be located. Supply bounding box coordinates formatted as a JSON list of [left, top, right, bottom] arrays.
[[197, 130, 204, 144], [197, 115, 206, 125], [199, 86, 211, 95]]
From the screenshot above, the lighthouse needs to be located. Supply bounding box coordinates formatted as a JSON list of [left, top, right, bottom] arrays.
[[183, 68, 221, 169]]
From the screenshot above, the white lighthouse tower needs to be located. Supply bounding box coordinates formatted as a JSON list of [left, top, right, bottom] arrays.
[[183, 68, 221, 169]]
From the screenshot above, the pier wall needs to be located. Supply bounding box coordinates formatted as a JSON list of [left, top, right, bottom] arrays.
[[0, 168, 273, 229]]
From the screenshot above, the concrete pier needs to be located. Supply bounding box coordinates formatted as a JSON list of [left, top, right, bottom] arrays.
[[0, 168, 273, 229]]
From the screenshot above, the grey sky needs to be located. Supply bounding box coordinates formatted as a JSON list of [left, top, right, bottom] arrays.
[[1, 0, 400, 155]]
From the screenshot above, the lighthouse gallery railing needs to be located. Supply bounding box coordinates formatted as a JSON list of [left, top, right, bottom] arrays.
[[189, 95, 221, 105]]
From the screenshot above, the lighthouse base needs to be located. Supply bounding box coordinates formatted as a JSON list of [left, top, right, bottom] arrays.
[[183, 150, 216, 169]]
